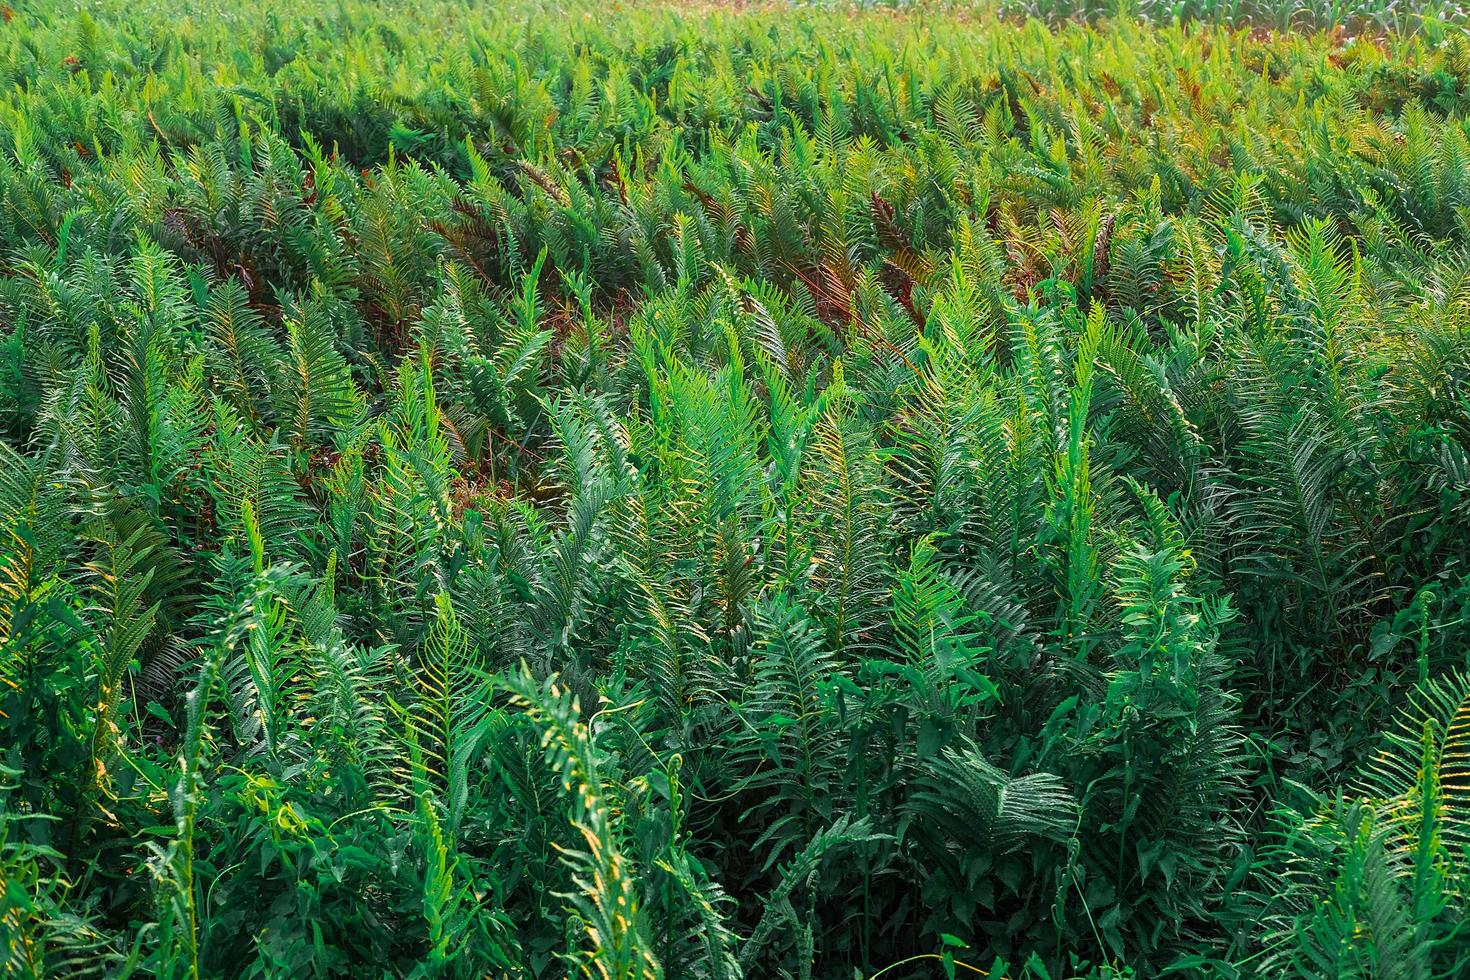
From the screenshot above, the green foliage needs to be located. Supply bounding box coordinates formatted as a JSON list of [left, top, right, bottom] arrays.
[[3, 0, 1470, 977]]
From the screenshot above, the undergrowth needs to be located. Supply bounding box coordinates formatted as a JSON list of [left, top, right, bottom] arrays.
[[4, 0, 1470, 976]]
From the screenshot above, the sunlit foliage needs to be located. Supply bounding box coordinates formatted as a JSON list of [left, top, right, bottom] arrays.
[[4, 0, 1470, 976]]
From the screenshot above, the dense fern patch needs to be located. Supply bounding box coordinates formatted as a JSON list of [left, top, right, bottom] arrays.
[[4, 0, 1470, 976]]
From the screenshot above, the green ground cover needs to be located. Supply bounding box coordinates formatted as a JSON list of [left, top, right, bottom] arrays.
[[5, 1, 1470, 976]]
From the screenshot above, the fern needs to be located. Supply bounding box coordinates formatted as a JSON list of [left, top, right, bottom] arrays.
[[499, 668, 663, 980], [3, 4, 1470, 977]]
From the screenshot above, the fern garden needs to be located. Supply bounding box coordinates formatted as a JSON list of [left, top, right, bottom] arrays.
[[6, 0, 1470, 975]]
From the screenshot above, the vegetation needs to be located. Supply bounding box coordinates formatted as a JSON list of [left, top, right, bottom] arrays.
[[4, 0, 1470, 975]]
